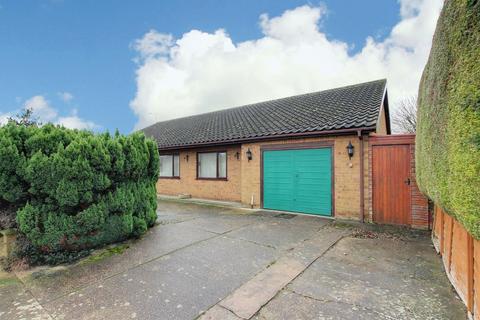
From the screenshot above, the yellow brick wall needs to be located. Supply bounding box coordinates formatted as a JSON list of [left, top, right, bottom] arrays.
[[240, 135, 368, 220], [375, 103, 388, 135], [156, 135, 371, 220], [156, 145, 242, 202]]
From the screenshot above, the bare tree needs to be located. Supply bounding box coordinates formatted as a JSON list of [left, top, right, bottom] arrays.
[[8, 107, 40, 126], [392, 96, 417, 133]]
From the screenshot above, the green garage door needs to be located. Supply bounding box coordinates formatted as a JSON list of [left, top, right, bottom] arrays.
[[263, 148, 332, 216]]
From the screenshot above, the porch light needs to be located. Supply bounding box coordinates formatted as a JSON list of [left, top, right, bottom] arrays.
[[246, 149, 253, 161], [235, 152, 240, 160], [346, 141, 354, 159], [184, 154, 189, 162]]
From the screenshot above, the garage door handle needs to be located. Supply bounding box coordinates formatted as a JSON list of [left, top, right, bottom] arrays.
[[404, 178, 411, 185]]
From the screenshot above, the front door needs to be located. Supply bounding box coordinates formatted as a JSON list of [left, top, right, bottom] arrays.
[[372, 144, 411, 225]]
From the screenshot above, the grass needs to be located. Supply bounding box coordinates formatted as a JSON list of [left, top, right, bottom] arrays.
[[79, 243, 130, 265]]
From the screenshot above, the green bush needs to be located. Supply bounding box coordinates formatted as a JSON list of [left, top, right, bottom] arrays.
[[416, 0, 480, 238], [0, 123, 159, 261]]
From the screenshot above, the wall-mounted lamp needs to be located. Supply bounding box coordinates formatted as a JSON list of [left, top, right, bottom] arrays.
[[246, 148, 253, 161], [346, 141, 354, 159], [235, 152, 240, 160], [184, 154, 189, 162]]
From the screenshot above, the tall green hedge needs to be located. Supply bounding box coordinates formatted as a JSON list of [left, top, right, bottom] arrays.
[[416, 0, 480, 238], [0, 123, 159, 254]]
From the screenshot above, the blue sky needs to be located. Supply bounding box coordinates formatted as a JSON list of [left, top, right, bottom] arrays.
[[0, 0, 441, 132]]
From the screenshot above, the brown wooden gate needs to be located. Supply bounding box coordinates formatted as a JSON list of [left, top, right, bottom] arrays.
[[370, 135, 428, 227]]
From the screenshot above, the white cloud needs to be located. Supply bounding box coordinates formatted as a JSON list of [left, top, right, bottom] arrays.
[[0, 95, 98, 130], [56, 108, 97, 130], [0, 113, 10, 126], [56, 116, 97, 130], [130, 0, 443, 130], [132, 30, 174, 61], [24, 95, 58, 122], [58, 91, 74, 102]]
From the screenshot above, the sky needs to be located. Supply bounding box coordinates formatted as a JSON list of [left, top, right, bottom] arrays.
[[0, 0, 443, 133]]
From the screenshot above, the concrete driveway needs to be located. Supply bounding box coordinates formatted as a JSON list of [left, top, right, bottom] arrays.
[[0, 200, 466, 319]]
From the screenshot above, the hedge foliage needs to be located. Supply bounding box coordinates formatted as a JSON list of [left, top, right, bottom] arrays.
[[0, 123, 159, 255], [416, 0, 480, 238]]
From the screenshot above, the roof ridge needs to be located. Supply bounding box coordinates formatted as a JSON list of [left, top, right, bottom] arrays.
[[141, 79, 388, 149], [140, 79, 386, 131]]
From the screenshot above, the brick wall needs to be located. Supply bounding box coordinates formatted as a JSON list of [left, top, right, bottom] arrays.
[[376, 103, 388, 135], [155, 133, 429, 227], [156, 134, 378, 221], [410, 143, 429, 229], [240, 135, 367, 220], [156, 145, 242, 202]]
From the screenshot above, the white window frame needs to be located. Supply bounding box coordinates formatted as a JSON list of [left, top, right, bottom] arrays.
[[197, 151, 227, 180], [159, 154, 180, 178]]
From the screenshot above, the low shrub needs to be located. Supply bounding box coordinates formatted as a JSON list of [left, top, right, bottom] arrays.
[[0, 123, 159, 264]]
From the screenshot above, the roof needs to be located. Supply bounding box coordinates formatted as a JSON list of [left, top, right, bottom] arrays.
[[142, 79, 388, 150]]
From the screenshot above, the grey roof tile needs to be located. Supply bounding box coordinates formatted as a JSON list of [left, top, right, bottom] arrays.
[[142, 79, 387, 149]]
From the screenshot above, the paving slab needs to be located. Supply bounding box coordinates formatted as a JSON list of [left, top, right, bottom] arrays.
[[157, 201, 239, 217], [199, 305, 242, 320], [18, 222, 217, 303], [254, 290, 385, 320], [42, 228, 280, 320], [214, 227, 347, 319], [284, 235, 467, 320], [0, 280, 52, 320], [44, 256, 218, 320], [175, 215, 254, 234], [283, 226, 349, 267], [156, 211, 197, 225], [219, 257, 305, 319], [225, 218, 329, 250], [157, 195, 245, 209], [165, 235, 280, 293]]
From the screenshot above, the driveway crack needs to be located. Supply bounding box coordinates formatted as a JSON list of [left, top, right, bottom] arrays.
[[286, 288, 402, 320], [223, 235, 278, 250]]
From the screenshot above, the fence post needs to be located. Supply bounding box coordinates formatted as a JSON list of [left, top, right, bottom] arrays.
[[467, 234, 474, 313], [439, 206, 445, 255], [448, 218, 454, 272]]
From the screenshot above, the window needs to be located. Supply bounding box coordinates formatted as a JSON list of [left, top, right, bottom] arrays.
[[159, 154, 180, 178], [197, 152, 227, 179]]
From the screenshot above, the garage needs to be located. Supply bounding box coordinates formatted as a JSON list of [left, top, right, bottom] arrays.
[[262, 147, 333, 216]]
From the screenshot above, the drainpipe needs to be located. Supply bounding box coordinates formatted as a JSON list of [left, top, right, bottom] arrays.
[[358, 130, 365, 223]]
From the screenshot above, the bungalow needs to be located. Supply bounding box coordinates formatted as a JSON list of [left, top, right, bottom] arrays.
[[142, 79, 392, 221]]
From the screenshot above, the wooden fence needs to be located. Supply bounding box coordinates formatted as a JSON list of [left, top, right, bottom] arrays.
[[433, 205, 478, 318]]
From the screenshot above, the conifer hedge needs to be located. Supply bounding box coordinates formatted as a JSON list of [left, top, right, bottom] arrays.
[[416, 0, 480, 238], [0, 123, 159, 256]]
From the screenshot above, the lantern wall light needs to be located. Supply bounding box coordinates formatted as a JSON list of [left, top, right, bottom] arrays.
[[346, 141, 354, 159], [246, 149, 253, 161]]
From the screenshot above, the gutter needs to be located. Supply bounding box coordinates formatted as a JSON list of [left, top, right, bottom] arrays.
[[157, 126, 377, 151]]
